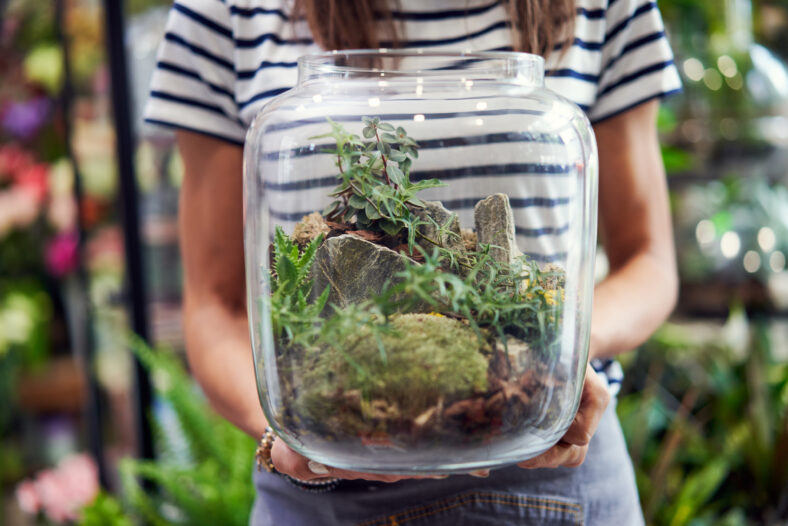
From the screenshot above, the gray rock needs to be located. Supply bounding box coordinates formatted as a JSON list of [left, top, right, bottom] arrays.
[[413, 201, 465, 255], [309, 234, 411, 310], [474, 193, 522, 264]]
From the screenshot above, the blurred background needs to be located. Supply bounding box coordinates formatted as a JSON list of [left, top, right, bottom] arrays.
[[0, 0, 786, 524]]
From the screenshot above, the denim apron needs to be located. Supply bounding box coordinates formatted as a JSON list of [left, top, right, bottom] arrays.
[[250, 400, 644, 525]]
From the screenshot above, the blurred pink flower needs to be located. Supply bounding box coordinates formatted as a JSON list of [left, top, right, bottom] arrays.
[[0, 143, 34, 180], [35, 470, 74, 523], [86, 226, 123, 272], [0, 188, 40, 236], [56, 454, 100, 513], [15, 480, 41, 515], [45, 232, 79, 277], [14, 454, 99, 524], [14, 163, 49, 204], [48, 194, 78, 232]]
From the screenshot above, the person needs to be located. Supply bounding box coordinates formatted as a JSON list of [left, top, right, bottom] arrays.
[[145, 0, 680, 523]]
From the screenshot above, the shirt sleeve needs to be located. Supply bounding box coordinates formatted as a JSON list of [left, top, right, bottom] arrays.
[[587, 0, 682, 123], [144, 0, 246, 145]]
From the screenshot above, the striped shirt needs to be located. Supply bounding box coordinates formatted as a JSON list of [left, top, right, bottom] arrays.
[[145, 0, 681, 145], [145, 0, 681, 391]]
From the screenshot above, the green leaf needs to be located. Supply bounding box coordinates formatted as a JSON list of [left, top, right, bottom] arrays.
[[356, 213, 371, 229], [365, 202, 382, 219], [379, 142, 391, 155], [362, 126, 376, 139], [380, 132, 398, 143], [400, 158, 412, 176], [315, 285, 331, 312], [297, 233, 324, 278], [349, 194, 368, 209], [378, 122, 395, 131], [323, 201, 340, 216], [407, 196, 425, 207], [276, 256, 298, 289], [386, 164, 405, 186], [387, 149, 407, 162], [379, 219, 402, 236]]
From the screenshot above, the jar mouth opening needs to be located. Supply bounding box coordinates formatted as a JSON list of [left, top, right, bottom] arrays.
[[297, 49, 545, 85]]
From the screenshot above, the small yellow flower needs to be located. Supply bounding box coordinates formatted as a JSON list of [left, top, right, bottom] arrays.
[[544, 290, 557, 306], [427, 312, 445, 318]]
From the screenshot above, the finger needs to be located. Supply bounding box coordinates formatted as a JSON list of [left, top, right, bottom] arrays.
[[271, 440, 329, 482], [517, 442, 587, 469], [560, 365, 611, 447]]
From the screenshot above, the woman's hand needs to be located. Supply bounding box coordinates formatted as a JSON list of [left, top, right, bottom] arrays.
[[515, 364, 611, 470]]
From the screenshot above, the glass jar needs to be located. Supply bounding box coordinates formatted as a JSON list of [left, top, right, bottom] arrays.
[[244, 51, 598, 474]]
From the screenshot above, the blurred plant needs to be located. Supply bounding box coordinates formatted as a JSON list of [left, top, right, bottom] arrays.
[[658, 105, 695, 174], [617, 308, 788, 525], [674, 176, 788, 289], [77, 340, 257, 526], [78, 492, 132, 526]]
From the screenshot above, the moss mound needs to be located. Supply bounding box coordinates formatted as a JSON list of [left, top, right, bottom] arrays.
[[294, 313, 490, 428]]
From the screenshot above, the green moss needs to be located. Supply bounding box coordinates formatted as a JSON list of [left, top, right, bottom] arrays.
[[293, 313, 489, 427]]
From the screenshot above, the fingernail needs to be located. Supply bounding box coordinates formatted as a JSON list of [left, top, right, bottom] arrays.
[[469, 469, 489, 478], [307, 460, 330, 475]]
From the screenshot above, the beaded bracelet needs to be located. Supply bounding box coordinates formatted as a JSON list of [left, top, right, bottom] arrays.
[[256, 427, 341, 493]]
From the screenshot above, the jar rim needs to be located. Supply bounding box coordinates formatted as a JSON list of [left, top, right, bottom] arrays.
[[297, 49, 545, 85]]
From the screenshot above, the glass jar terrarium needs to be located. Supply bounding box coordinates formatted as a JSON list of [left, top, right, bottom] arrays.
[[244, 51, 598, 474]]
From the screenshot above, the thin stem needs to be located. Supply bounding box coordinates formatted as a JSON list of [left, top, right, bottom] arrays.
[[374, 126, 391, 186], [348, 179, 389, 219], [413, 231, 475, 271]]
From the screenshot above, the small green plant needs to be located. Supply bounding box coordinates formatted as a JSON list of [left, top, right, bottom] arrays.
[[314, 117, 445, 249], [269, 226, 329, 347]]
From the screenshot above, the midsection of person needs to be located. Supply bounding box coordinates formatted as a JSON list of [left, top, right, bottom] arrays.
[[145, 0, 680, 524]]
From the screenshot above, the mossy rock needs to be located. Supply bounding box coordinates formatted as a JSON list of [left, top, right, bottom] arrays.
[[292, 313, 490, 430]]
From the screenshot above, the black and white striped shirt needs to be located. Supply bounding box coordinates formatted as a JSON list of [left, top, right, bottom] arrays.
[[145, 0, 681, 392], [145, 0, 681, 146]]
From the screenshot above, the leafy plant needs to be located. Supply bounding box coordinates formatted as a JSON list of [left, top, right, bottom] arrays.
[[101, 339, 257, 526], [269, 226, 329, 346], [314, 117, 445, 249], [617, 309, 788, 526], [79, 492, 132, 526]]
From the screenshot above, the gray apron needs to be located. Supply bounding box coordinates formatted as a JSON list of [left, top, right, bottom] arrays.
[[250, 400, 644, 525]]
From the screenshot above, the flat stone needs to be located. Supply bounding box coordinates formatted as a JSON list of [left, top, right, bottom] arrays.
[[413, 201, 465, 255], [474, 193, 521, 264], [309, 234, 412, 310]]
